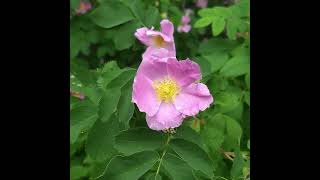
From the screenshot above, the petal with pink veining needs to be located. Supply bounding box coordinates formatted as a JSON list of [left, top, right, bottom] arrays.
[[146, 102, 183, 130], [167, 59, 201, 87], [160, 19, 174, 38], [174, 83, 213, 116], [137, 57, 169, 81], [134, 27, 151, 46], [132, 73, 161, 117]]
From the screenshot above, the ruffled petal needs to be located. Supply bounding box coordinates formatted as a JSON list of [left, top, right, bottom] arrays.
[[142, 47, 173, 62], [174, 83, 213, 116], [137, 56, 169, 81], [167, 59, 201, 87], [134, 27, 152, 46], [146, 30, 172, 42], [146, 102, 184, 130]]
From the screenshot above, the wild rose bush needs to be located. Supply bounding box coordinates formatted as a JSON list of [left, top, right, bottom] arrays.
[[70, 0, 250, 180]]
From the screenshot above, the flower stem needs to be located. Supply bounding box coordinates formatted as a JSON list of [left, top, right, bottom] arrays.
[[155, 133, 172, 179]]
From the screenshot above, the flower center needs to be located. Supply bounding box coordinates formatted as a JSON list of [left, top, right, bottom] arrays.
[[152, 77, 180, 103], [152, 35, 166, 48]]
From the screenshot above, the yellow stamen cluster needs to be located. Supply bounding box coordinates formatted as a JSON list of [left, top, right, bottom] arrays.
[[152, 77, 180, 103], [152, 35, 166, 48]]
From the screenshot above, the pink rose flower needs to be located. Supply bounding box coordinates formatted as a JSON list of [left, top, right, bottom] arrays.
[[76, 1, 92, 15], [134, 20, 176, 60], [196, 0, 208, 8], [132, 56, 214, 131]]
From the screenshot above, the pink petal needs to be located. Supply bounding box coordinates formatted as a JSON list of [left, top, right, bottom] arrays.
[[181, 15, 191, 24], [196, 0, 208, 8], [177, 25, 183, 33], [146, 30, 172, 42], [84, 2, 92, 10], [146, 102, 184, 130], [174, 83, 213, 116], [160, 19, 174, 38], [142, 47, 172, 61], [136, 56, 169, 81], [181, 25, 191, 33], [167, 59, 201, 87], [132, 73, 161, 117], [134, 27, 152, 46]]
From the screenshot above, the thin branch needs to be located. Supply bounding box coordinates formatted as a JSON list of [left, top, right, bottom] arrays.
[[155, 132, 173, 179]]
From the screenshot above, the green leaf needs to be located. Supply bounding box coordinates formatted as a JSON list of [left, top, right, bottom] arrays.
[[97, 46, 109, 58], [70, 165, 89, 180], [230, 148, 245, 179], [225, 101, 243, 121], [86, 116, 121, 162], [89, 1, 134, 28], [247, 140, 250, 150], [220, 53, 249, 77], [145, 173, 162, 180], [85, 157, 112, 179], [174, 126, 206, 151], [215, 92, 240, 113], [70, 99, 98, 144], [97, 61, 123, 89], [115, 127, 166, 156], [245, 72, 250, 89], [70, 0, 80, 10], [71, 59, 97, 86], [199, 7, 229, 18], [98, 87, 121, 122], [207, 75, 229, 93], [233, 0, 250, 18], [70, 26, 88, 59], [226, 18, 239, 40], [198, 38, 239, 55], [194, 17, 213, 28], [121, 0, 145, 25], [193, 56, 211, 78], [208, 114, 242, 150], [202, 51, 229, 73], [201, 123, 225, 155], [170, 139, 214, 178], [110, 20, 140, 50], [117, 80, 135, 129], [82, 85, 104, 106], [162, 153, 196, 180], [211, 16, 225, 36], [198, 8, 215, 17], [97, 151, 159, 180], [144, 6, 161, 27], [244, 91, 250, 106], [106, 68, 136, 89]]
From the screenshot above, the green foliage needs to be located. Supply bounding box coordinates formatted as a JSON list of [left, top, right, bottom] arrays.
[[162, 153, 196, 180], [115, 127, 166, 155], [195, 0, 249, 39], [89, 1, 134, 28], [70, 0, 250, 180], [97, 151, 159, 180], [86, 116, 121, 162], [170, 139, 214, 178]]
